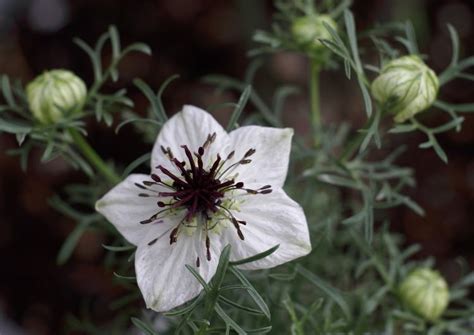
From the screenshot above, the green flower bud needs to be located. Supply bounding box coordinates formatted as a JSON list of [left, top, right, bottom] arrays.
[[26, 69, 87, 124], [291, 14, 337, 52], [371, 55, 439, 123], [399, 268, 449, 321]]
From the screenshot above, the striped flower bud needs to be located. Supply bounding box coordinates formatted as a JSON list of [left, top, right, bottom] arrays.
[[399, 268, 449, 321], [26, 69, 87, 124], [291, 14, 337, 52], [371, 55, 439, 123]]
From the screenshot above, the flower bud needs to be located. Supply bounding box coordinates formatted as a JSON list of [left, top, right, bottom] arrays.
[[371, 55, 439, 123], [26, 69, 87, 124], [399, 268, 449, 321], [291, 15, 337, 52]]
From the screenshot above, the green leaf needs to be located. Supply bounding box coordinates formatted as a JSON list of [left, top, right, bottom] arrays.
[[218, 296, 265, 316], [435, 100, 474, 113], [230, 245, 279, 266], [213, 244, 231, 290], [455, 272, 474, 288], [56, 220, 91, 265], [226, 85, 251, 131], [344, 10, 363, 73], [203, 74, 281, 127], [156, 74, 180, 121], [102, 244, 135, 252], [358, 77, 373, 117], [109, 292, 140, 310], [185, 264, 211, 292], [113, 272, 137, 282], [244, 326, 272, 334], [296, 265, 351, 320], [272, 86, 300, 120], [0, 119, 32, 134], [115, 117, 162, 134], [164, 294, 203, 316], [215, 303, 247, 335], [230, 267, 271, 320], [131, 317, 158, 335], [74, 38, 102, 82], [447, 24, 460, 67], [403, 20, 419, 55], [389, 124, 417, 133], [1, 76, 17, 107], [122, 152, 152, 178], [123, 42, 152, 56], [317, 174, 360, 189], [429, 134, 448, 163], [134, 78, 163, 121], [109, 25, 121, 59]]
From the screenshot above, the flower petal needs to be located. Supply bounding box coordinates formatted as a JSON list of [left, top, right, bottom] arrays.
[[151, 105, 228, 172], [224, 188, 311, 270], [95, 174, 177, 245], [135, 228, 222, 312], [227, 126, 293, 188]]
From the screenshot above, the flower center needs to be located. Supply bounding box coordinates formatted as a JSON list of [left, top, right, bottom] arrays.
[[134, 133, 272, 262]]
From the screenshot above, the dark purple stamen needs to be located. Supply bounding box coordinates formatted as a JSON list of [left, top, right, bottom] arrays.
[[135, 133, 273, 259]]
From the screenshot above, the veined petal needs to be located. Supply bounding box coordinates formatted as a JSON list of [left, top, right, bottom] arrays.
[[136, 228, 222, 312], [224, 188, 311, 270], [151, 105, 228, 173], [95, 174, 177, 245], [227, 126, 293, 188]]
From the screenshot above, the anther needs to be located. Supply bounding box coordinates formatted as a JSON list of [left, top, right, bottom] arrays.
[[196, 257, 200, 268], [160, 145, 167, 154], [151, 174, 161, 183], [206, 236, 211, 261], [134, 183, 147, 190], [138, 193, 150, 197], [244, 148, 256, 157], [148, 238, 158, 246], [170, 227, 179, 244]]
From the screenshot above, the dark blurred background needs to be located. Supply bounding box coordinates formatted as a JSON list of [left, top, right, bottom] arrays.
[[0, 0, 473, 334]]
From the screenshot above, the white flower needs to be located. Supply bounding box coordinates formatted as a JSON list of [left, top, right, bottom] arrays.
[[96, 105, 311, 312]]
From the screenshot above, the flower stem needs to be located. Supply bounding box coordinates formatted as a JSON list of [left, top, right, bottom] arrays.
[[68, 128, 121, 185], [309, 59, 321, 147]]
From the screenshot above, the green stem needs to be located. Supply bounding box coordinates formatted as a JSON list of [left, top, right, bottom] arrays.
[[68, 128, 121, 185], [309, 59, 321, 147]]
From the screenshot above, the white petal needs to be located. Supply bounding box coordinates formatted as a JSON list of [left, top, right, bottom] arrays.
[[227, 126, 293, 188], [151, 105, 228, 173], [224, 188, 311, 270], [95, 174, 176, 245], [136, 228, 223, 312]]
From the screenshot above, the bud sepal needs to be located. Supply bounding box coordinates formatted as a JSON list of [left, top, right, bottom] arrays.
[[26, 69, 87, 124], [399, 268, 449, 322], [371, 55, 439, 123]]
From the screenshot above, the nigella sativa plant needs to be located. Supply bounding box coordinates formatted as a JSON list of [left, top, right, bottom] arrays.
[[96, 105, 311, 311]]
